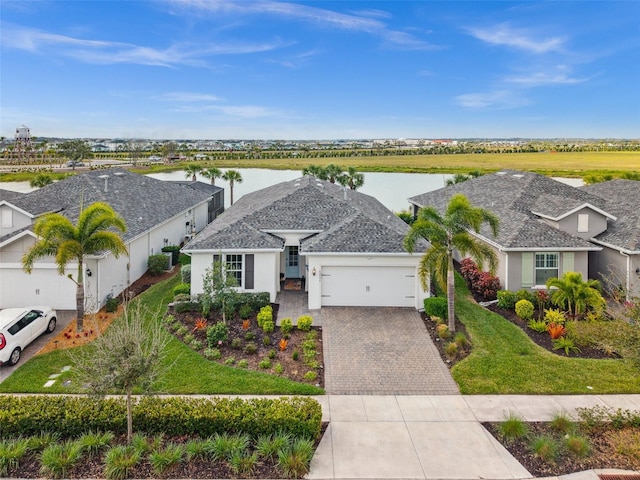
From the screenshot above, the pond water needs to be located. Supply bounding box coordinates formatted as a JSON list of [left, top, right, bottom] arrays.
[[1, 170, 584, 213]]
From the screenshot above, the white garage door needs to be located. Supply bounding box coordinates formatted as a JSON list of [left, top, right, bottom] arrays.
[[320, 266, 416, 307], [0, 267, 76, 310]]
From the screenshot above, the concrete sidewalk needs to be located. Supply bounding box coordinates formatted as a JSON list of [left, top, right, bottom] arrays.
[[308, 394, 640, 480]]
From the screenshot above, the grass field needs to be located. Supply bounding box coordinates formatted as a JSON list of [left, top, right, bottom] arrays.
[[129, 151, 640, 178], [2, 151, 639, 183]]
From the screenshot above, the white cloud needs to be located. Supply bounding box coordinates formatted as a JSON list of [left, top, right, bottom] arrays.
[[466, 23, 567, 54], [455, 90, 528, 109], [505, 65, 590, 87], [156, 92, 222, 102], [0, 22, 286, 67]]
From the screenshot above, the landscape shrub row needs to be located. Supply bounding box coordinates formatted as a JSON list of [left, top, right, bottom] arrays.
[[459, 258, 501, 299], [0, 396, 322, 440]]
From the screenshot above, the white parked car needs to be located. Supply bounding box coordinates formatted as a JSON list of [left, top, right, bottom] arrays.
[[0, 306, 57, 366]]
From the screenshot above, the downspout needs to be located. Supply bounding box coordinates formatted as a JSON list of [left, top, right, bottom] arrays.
[[503, 250, 509, 291], [621, 251, 631, 302]]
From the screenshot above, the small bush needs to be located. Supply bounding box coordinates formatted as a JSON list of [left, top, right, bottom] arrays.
[[544, 308, 566, 325], [262, 319, 274, 334], [292, 350, 299, 361], [549, 411, 574, 434], [173, 301, 200, 313], [104, 445, 141, 480], [173, 283, 191, 297], [180, 264, 191, 284], [259, 358, 272, 369], [527, 319, 548, 333], [230, 338, 242, 350], [423, 297, 447, 319], [77, 430, 114, 458], [444, 342, 458, 359], [436, 323, 451, 339], [105, 294, 119, 313], [149, 443, 184, 475], [268, 349, 277, 359], [297, 315, 313, 331], [0, 438, 29, 477], [530, 435, 559, 463], [515, 299, 535, 320], [244, 331, 256, 341], [189, 339, 203, 350], [515, 289, 536, 304], [496, 290, 517, 310], [237, 359, 248, 368], [565, 434, 591, 458], [244, 342, 257, 355], [263, 335, 271, 346], [203, 348, 221, 360], [547, 323, 567, 340], [238, 304, 253, 320], [274, 363, 284, 374], [230, 451, 258, 475], [454, 332, 469, 348], [278, 438, 314, 478], [225, 357, 235, 366], [256, 433, 291, 461], [280, 317, 293, 335], [147, 254, 169, 276], [257, 305, 273, 328], [206, 322, 229, 347], [39, 441, 83, 479], [552, 336, 580, 355], [303, 371, 318, 382], [173, 293, 191, 303], [499, 412, 528, 444]]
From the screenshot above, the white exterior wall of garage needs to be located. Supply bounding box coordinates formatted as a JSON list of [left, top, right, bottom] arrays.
[[306, 254, 427, 310]]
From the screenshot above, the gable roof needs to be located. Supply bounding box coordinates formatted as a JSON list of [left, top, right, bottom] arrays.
[[5, 169, 211, 243], [408, 170, 605, 251], [582, 179, 640, 253], [185, 176, 424, 254], [0, 189, 26, 202]]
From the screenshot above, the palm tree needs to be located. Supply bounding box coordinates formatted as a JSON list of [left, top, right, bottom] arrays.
[[302, 164, 328, 180], [201, 167, 222, 185], [324, 164, 344, 183], [404, 194, 499, 332], [222, 169, 243, 205], [337, 166, 364, 190], [546, 272, 604, 318], [22, 202, 127, 332], [184, 164, 202, 181]]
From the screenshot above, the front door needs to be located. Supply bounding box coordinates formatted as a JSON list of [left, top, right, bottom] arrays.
[[285, 246, 299, 278]]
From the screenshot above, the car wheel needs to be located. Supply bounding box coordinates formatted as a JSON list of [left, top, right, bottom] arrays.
[[46, 317, 57, 333], [8, 348, 21, 366]]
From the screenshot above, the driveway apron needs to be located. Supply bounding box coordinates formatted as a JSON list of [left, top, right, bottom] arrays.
[[322, 307, 459, 395]]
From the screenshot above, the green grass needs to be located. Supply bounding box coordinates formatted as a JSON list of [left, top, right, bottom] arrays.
[[451, 278, 640, 394], [0, 275, 322, 395]]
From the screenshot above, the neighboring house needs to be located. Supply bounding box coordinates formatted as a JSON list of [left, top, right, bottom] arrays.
[[0, 169, 218, 312], [184, 176, 429, 309], [168, 180, 224, 226], [582, 179, 640, 298], [409, 170, 615, 293]]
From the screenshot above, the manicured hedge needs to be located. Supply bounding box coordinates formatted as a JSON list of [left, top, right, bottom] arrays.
[[0, 395, 322, 440], [423, 297, 448, 319]]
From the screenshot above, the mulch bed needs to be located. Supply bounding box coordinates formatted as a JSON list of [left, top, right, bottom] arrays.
[[169, 304, 324, 388], [483, 422, 640, 477]]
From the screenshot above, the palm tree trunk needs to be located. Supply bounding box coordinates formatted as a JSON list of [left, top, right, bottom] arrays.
[[447, 253, 456, 332], [76, 263, 85, 332], [230, 182, 234, 205]]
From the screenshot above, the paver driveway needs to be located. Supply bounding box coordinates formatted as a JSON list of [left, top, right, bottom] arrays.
[[322, 307, 459, 395]]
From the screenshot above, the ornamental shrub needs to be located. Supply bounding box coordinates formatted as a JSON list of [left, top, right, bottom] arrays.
[[297, 315, 313, 331], [147, 254, 169, 276], [280, 318, 293, 335], [180, 264, 191, 284], [515, 299, 535, 320], [515, 289, 536, 305], [238, 304, 253, 320], [173, 283, 191, 297], [262, 320, 274, 334], [257, 305, 273, 329], [459, 258, 481, 285], [0, 396, 323, 440], [497, 290, 517, 310], [544, 308, 567, 325], [475, 271, 501, 299], [423, 297, 447, 319], [206, 322, 229, 347]]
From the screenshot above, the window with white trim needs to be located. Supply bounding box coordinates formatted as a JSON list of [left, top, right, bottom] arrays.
[[225, 254, 242, 286], [535, 253, 558, 285], [577, 213, 589, 233], [1, 209, 12, 228]]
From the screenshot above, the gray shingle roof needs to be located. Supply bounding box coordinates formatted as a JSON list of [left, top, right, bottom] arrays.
[[582, 179, 640, 252], [409, 170, 603, 250], [185, 176, 424, 254], [0, 189, 26, 202], [5, 169, 211, 243]]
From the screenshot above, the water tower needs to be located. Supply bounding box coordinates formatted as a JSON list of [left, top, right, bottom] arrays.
[[14, 125, 33, 163]]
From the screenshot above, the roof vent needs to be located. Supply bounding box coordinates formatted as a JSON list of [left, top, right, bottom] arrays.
[[98, 175, 109, 192], [513, 174, 524, 178], [496, 171, 507, 176], [114, 172, 124, 176]]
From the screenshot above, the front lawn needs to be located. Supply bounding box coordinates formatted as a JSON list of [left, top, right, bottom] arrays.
[[452, 280, 640, 394], [0, 275, 323, 395]]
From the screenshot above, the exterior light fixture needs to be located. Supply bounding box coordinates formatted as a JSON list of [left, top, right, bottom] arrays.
[[312, 267, 317, 276]]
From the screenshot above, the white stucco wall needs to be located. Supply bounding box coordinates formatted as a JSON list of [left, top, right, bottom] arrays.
[[0, 204, 32, 238]]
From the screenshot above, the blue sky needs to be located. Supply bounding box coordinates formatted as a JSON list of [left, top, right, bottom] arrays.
[[1, 1, 638, 140]]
